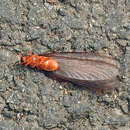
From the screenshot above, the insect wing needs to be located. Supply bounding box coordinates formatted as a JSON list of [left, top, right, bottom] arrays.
[[43, 52, 120, 90]]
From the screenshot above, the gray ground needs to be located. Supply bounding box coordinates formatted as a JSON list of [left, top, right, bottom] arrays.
[[0, 0, 130, 130]]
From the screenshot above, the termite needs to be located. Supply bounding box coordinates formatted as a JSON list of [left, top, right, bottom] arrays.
[[20, 52, 120, 92]]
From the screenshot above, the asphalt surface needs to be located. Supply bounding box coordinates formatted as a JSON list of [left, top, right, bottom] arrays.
[[0, 0, 130, 130]]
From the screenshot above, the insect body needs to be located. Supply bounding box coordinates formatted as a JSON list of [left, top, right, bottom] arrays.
[[21, 52, 120, 92], [21, 54, 59, 71]]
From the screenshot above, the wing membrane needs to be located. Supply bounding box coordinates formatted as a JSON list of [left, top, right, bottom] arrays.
[[43, 52, 120, 90], [52, 58, 119, 81]]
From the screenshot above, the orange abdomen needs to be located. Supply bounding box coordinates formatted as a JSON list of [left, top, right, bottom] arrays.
[[21, 54, 59, 71]]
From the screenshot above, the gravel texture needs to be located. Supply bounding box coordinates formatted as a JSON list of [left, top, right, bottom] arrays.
[[0, 0, 130, 129]]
